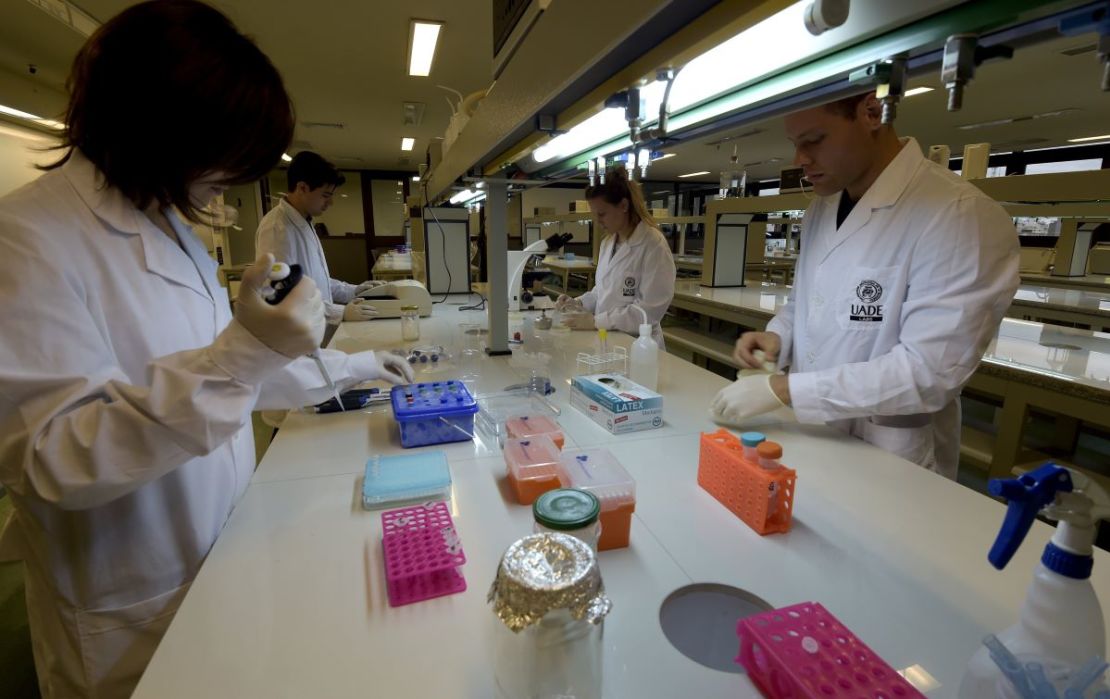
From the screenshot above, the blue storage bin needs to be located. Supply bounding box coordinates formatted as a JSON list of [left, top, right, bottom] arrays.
[[391, 381, 479, 448]]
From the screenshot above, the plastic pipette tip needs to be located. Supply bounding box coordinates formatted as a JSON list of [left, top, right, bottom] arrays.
[[1025, 662, 1059, 699], [1067, 656, 1109, 695], [984, 635, 1035, 699]]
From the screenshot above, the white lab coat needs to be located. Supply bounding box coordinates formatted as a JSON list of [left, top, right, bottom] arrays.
[[0, 153, 375, 699], [579, 220, 676, 348], [255, 197, 358, 324], [767, 138, 1019, 479]]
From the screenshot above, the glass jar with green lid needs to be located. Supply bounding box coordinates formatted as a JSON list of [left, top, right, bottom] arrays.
[[532, 488, 602, 551]]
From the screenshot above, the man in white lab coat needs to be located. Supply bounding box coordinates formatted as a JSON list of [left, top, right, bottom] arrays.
[[256, 151, 383, 326], [0, 3, 412, 697], [712, 92, 1019, 479]]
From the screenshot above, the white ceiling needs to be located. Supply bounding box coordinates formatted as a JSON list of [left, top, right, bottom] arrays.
[[0, 3, 1106, 183], [0, 0, 494, 172], [641, 32, 1110, 183]]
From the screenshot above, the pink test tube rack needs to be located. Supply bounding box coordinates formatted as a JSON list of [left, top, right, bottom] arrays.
[[736, 602, 924, 699], [381, 502, 467, 607]]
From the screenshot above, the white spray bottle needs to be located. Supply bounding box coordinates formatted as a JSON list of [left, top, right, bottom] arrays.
[[628, 306, 658, 391], [960, 463, 1110, 699]]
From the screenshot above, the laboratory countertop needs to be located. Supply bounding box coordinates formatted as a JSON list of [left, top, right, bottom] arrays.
[[541, 257, 598, 270], [1011, 284, 1110, 320], [1021, 272, 1110, 291], [978, 318, 1110, 404], [672, 282, 1110, 400], [133, 301, 1110, 698]]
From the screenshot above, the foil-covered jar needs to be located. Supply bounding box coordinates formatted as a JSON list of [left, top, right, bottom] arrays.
[[488, 533, 611, 699]]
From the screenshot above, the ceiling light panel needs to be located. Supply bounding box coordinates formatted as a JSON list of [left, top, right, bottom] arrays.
[[409, 20, 443, 77]]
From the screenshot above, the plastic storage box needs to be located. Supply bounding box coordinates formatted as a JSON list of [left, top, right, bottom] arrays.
[[505, 414, 565, 449], [362, 451, 451, 509], [555, 448, 635, 550], [381, 501, 467, 607], [697, 429, 796, 535], [736, 602, 924, 698], [391, 381, 478, 448], [503, 435, 563, 505]]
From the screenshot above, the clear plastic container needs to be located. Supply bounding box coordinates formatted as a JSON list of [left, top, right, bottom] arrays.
[[505, 414, 565, 449], [740, 431, 765, 463], [533, 488, 601, 551], [503, 435, 562, 505], [555, 448, 635, 551], [401, 304, 420, 341]]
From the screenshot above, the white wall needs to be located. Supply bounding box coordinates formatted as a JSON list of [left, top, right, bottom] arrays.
[[520, 187, 583, 222], [266, 169, 366, 236], [0, 122, 57, 197]]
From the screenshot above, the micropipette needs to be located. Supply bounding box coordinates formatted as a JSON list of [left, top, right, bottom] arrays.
[[265, 262, 344, 411]]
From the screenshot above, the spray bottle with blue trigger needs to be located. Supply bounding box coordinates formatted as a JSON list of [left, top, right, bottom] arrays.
[[959, 463, 1110, 698], [263, 262, 345, 412]]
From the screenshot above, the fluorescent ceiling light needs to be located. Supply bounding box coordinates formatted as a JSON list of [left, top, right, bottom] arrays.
[[0, 104, 41, 121], [408, 21, 443, 77], [678, 171, 711, 178], [904, 86, 934, 97], [412, 175, 421, 182], [530, 2, 816, 166], [449, 188, 476, 204], [0, 103, 66, 131], [401, 137, 415, 151], [1068, 133, 1110, 143], [655, 153, 676, 160], [281, 152, 293, 162]]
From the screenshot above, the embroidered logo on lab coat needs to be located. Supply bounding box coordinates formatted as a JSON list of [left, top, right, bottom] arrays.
[[850, 280, 884, 322], [622, 276, 637, 297]]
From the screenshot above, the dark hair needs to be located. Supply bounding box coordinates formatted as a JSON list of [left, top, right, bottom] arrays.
[[287, 151, 346, 192], [824, 92, 871, 120], [44, 0, 294, 221], [584, 166, 655, 228]]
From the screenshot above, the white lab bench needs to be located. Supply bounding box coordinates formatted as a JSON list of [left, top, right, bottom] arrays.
[[133, 299, 1110, 698]]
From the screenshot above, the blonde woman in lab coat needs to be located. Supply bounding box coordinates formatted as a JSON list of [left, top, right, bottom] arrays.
[[556, 167, 676, 348], [0, 3, 411, 697], [711, 92, 1019, 479]]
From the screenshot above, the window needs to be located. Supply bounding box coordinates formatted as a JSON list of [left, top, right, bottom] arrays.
[[1024, 158, 1104, 175]]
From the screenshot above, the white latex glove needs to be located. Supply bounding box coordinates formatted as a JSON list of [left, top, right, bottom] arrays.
[[342, 299, 379, 322], [235, 254, 325, 358], [561, 312, 596, 331], [349, 350, 416, 385], [354, 279, 386, 296], [555, 294, 584, 312], [709, 374, 786, 425]]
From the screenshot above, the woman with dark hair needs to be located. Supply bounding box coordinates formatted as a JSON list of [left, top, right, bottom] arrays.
[[0, 2, 411, 696], [556, 167, 676, 348]]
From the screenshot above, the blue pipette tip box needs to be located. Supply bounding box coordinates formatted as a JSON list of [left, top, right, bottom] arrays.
[[390, 381, 479, 448], [362, 451, 452, 509]]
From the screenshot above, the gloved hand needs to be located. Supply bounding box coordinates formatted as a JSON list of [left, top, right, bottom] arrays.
[[710, 374, 787, 425], [354, 279, 386, 296], [342, 299, 379, 322], [349, 350, 416, 385], [235, 254, 325, 358], [561, 313, 596, 331], [555, 294, 584, 312], [733, 331, 781, 370]]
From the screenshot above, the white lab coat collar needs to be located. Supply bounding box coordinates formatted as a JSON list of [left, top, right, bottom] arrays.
[[818, 137, 925, 263], [608, 219, 650, 266], [278, 197, 313, 233], [61, 150, 214, 304]]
